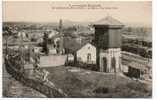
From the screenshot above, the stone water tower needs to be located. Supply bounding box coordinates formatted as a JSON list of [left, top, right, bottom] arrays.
[[93, 16, 124, 73]]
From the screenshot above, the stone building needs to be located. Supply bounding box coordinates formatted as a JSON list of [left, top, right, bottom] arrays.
[[93, 16, 124, 73], [76, 43, 96, 64]]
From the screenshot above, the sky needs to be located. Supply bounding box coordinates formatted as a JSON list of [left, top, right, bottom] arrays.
[[3, 1, 152, 26]]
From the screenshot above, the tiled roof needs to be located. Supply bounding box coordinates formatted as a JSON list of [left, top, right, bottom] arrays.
[[94, 16, 124, 26]]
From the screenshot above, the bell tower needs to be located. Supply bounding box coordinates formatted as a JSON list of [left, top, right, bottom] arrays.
[[93, 16, 124, 73]]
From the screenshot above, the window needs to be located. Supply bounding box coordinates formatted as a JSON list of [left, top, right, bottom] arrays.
[[103, 57, 107, 72]]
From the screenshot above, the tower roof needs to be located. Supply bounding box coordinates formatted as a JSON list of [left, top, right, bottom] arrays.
[[93, 16, 124, 26]]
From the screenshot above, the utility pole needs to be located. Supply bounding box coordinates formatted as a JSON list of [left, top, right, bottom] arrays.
[[59, 19, 63, 54]]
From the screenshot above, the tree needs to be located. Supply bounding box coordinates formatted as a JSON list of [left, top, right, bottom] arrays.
[[3, 26, 13, 55], [43, 32, 49, 55]]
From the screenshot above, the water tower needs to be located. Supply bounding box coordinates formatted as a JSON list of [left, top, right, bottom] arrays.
[[93, 16, 124, 73]]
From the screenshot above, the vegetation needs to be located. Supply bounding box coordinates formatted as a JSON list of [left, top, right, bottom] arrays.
[[42, 66, 151, 98], [42, 33, 49, 55]]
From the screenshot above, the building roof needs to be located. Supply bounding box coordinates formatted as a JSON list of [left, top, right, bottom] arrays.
[[77, 43, 96, 52], [93, 16, 124, 26], [128, 62, 150, 71], [122, 34, 152, 42]]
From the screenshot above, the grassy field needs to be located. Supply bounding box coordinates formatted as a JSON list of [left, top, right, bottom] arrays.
[[42, 66, 151, 98]]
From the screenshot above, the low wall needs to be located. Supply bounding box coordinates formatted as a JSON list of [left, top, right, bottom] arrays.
[[40, 55, 67, 67], [5, 59, 67, 98]]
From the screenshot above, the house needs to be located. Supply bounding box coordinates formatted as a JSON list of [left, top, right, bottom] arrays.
[[63, 35, 96, 64], [76, 43, 96, 64]]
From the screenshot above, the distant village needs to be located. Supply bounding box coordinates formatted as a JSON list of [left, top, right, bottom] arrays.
[[3, 16, 152, 97]]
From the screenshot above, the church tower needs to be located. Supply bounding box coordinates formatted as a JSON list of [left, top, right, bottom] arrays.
[[93, 16, 124, 73]]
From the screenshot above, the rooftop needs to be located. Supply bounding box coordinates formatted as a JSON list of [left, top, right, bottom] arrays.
[[93, 16, 124, 26], [128, 62, 150, 71]]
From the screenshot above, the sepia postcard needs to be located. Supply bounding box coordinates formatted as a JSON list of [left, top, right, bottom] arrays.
[[2, 0, 152, 98]]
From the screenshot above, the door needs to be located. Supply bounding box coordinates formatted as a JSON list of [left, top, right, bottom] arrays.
[[87, 53, 91, 63], [111, 57, 116, 72], [103, 57, 107, 72]]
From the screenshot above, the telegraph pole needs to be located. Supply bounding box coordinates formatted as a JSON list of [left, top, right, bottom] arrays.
[[59, 19, 63, 54]]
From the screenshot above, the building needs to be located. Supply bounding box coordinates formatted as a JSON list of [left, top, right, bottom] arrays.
[[128, 62, 151, 80], [76, 43, 96, 64], [93, 16, 124, 73], [63, 35, 96, 63], [47, 44, 57, 54], [122, 51, 152, 79], [65, 42, 97, 70]]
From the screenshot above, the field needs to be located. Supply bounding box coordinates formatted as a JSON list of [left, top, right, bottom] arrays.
[[42, 66, 151, 98]]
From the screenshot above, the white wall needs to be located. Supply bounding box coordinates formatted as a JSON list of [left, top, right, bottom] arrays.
[[76, 43, 96, 64], [40, 55, 67, 67]]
